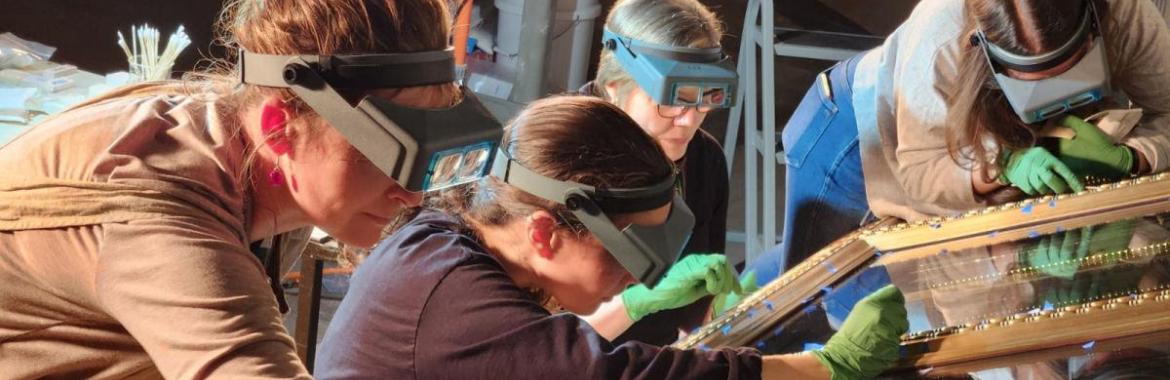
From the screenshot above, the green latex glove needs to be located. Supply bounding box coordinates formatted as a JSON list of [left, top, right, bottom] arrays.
[[622, 254, 739, 321], [711, 271, 759, 316], [1053, 115, 1135, 181], [1020, 227, 1094, 280], [812, 285, 909, 380], [999, 147, 1085, 196]]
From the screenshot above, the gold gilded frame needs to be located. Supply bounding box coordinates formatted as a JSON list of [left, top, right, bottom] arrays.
[[674, 173, 1170, 370]]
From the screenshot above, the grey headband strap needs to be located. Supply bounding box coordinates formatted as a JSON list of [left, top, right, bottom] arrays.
[[604, 27, 724, 64], [490, 148, 677, 213], [239, 48, 456, 89], [978, 2, 1096, 72]]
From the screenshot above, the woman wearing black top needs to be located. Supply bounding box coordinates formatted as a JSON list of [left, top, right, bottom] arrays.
[[315, 96, 907, 380], [579, 0, 737, 346]]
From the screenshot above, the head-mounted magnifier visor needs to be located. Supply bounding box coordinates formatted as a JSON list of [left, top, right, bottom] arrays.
[[602, 27, 737, 109], [973, 1, 1110, 124], [239, 48, 503, 192], [489, 148, 694, 287]]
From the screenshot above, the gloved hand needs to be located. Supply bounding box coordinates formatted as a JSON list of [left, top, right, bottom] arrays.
[[1000, 147, 1085, 196], [1020, 227, 1094, 280], [622, 254, 739, 321], [711, 271, 759, 316], [812, 285, 908, 380], [1053, 115, 1135, 181]]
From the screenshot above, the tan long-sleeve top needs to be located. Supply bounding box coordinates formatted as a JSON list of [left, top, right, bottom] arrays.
[[0, 85, 311, 379], [853, 0, 1170, 221]]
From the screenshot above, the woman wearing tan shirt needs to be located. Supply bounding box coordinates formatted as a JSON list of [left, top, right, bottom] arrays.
[[0, 0, 484, 378]]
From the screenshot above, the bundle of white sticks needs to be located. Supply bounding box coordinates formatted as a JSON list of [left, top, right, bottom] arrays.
[[116, 24, 191, 82]]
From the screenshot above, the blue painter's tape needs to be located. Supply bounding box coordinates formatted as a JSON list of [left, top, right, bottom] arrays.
[[756, 341, 766, 349], [1022, 203, 1034, 214], [747, 309, 757, 319], [929, 222, 942, 229], [764, 301, 775, 311], [1049, 199, 1057, 208], [824, 262, 838, 274], [1082, 341, 1096, 352], [1043, 301, 1055, 311], [721, 324, 732, 336], [1028, 230, 1041, 239]]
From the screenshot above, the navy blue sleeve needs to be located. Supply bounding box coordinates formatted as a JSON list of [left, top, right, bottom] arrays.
[[414, 258, 762, 380]]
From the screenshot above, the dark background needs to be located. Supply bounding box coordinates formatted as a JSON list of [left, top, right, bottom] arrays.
[[0, 0, 916, 138]]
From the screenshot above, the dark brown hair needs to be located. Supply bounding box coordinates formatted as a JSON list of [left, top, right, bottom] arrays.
[[406, 95, 676, 235], [948, 0, 1108, 182]]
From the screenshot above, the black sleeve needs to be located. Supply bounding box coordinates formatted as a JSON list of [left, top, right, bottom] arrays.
[[707, 141, 730, 254], [414, 259, 762, 380]]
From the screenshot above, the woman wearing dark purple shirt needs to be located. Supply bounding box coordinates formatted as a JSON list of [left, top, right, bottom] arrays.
[[315, 96, 907, 380]]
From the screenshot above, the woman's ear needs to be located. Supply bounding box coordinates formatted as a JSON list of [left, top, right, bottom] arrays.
[[259, 96, 294, 156], [604, 82, 621, 103], [527, 211, 560, 260]]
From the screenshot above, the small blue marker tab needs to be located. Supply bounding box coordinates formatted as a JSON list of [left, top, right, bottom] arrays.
[[1082, 341, 1096, 352], [764, 301, 775, 311], [756, 341, 766, 349], [1028, 230, 1041, 239], [747, 309, 757, 319], [824, 262, 838, 274], [720, 324, 732, 336], [988, 231, 999, 238], [929, 222, 942, 229], [804, 342, 825, 351], [1022, 204, 1034, 214], [1043, 301, 1055, 311], [699, 343, 711, 351], [1049, 199, 1057, 208]]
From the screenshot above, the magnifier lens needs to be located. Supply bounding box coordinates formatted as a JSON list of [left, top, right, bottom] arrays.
[[701, 87, 728, 107], [672, 85, 701, 106], [456, 146, 492, 181]]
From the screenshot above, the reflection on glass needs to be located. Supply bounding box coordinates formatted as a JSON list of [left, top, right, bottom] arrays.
[[735, 213, 1170, 379]]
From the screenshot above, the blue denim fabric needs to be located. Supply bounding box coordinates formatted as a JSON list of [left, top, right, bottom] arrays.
[[747, 55, 870, 285]]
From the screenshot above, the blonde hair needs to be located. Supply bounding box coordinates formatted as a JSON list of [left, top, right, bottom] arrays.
[[594, 0, 724, 104]]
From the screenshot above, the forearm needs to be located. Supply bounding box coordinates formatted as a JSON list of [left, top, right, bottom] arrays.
[[579, 297, 635, 341], [761, 353, 831, 380]]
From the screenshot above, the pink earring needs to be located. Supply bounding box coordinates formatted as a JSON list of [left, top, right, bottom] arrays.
[[268, 167, 285, 187]]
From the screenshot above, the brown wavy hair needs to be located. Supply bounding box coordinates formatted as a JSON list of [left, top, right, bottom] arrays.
[[948, 0, 1109, 182]]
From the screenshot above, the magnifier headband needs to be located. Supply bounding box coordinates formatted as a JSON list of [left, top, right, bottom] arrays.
[[238, 48, 503, 192], [489, 148, 694, 287], [602, 27, 737, 109]]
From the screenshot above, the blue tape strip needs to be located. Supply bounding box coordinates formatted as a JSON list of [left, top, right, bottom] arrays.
[[720, 324, 732, 336], [1022, 204, 1034, 214]]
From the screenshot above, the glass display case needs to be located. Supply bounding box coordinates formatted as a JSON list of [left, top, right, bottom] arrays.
[[677, 174, 1170, 379]]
